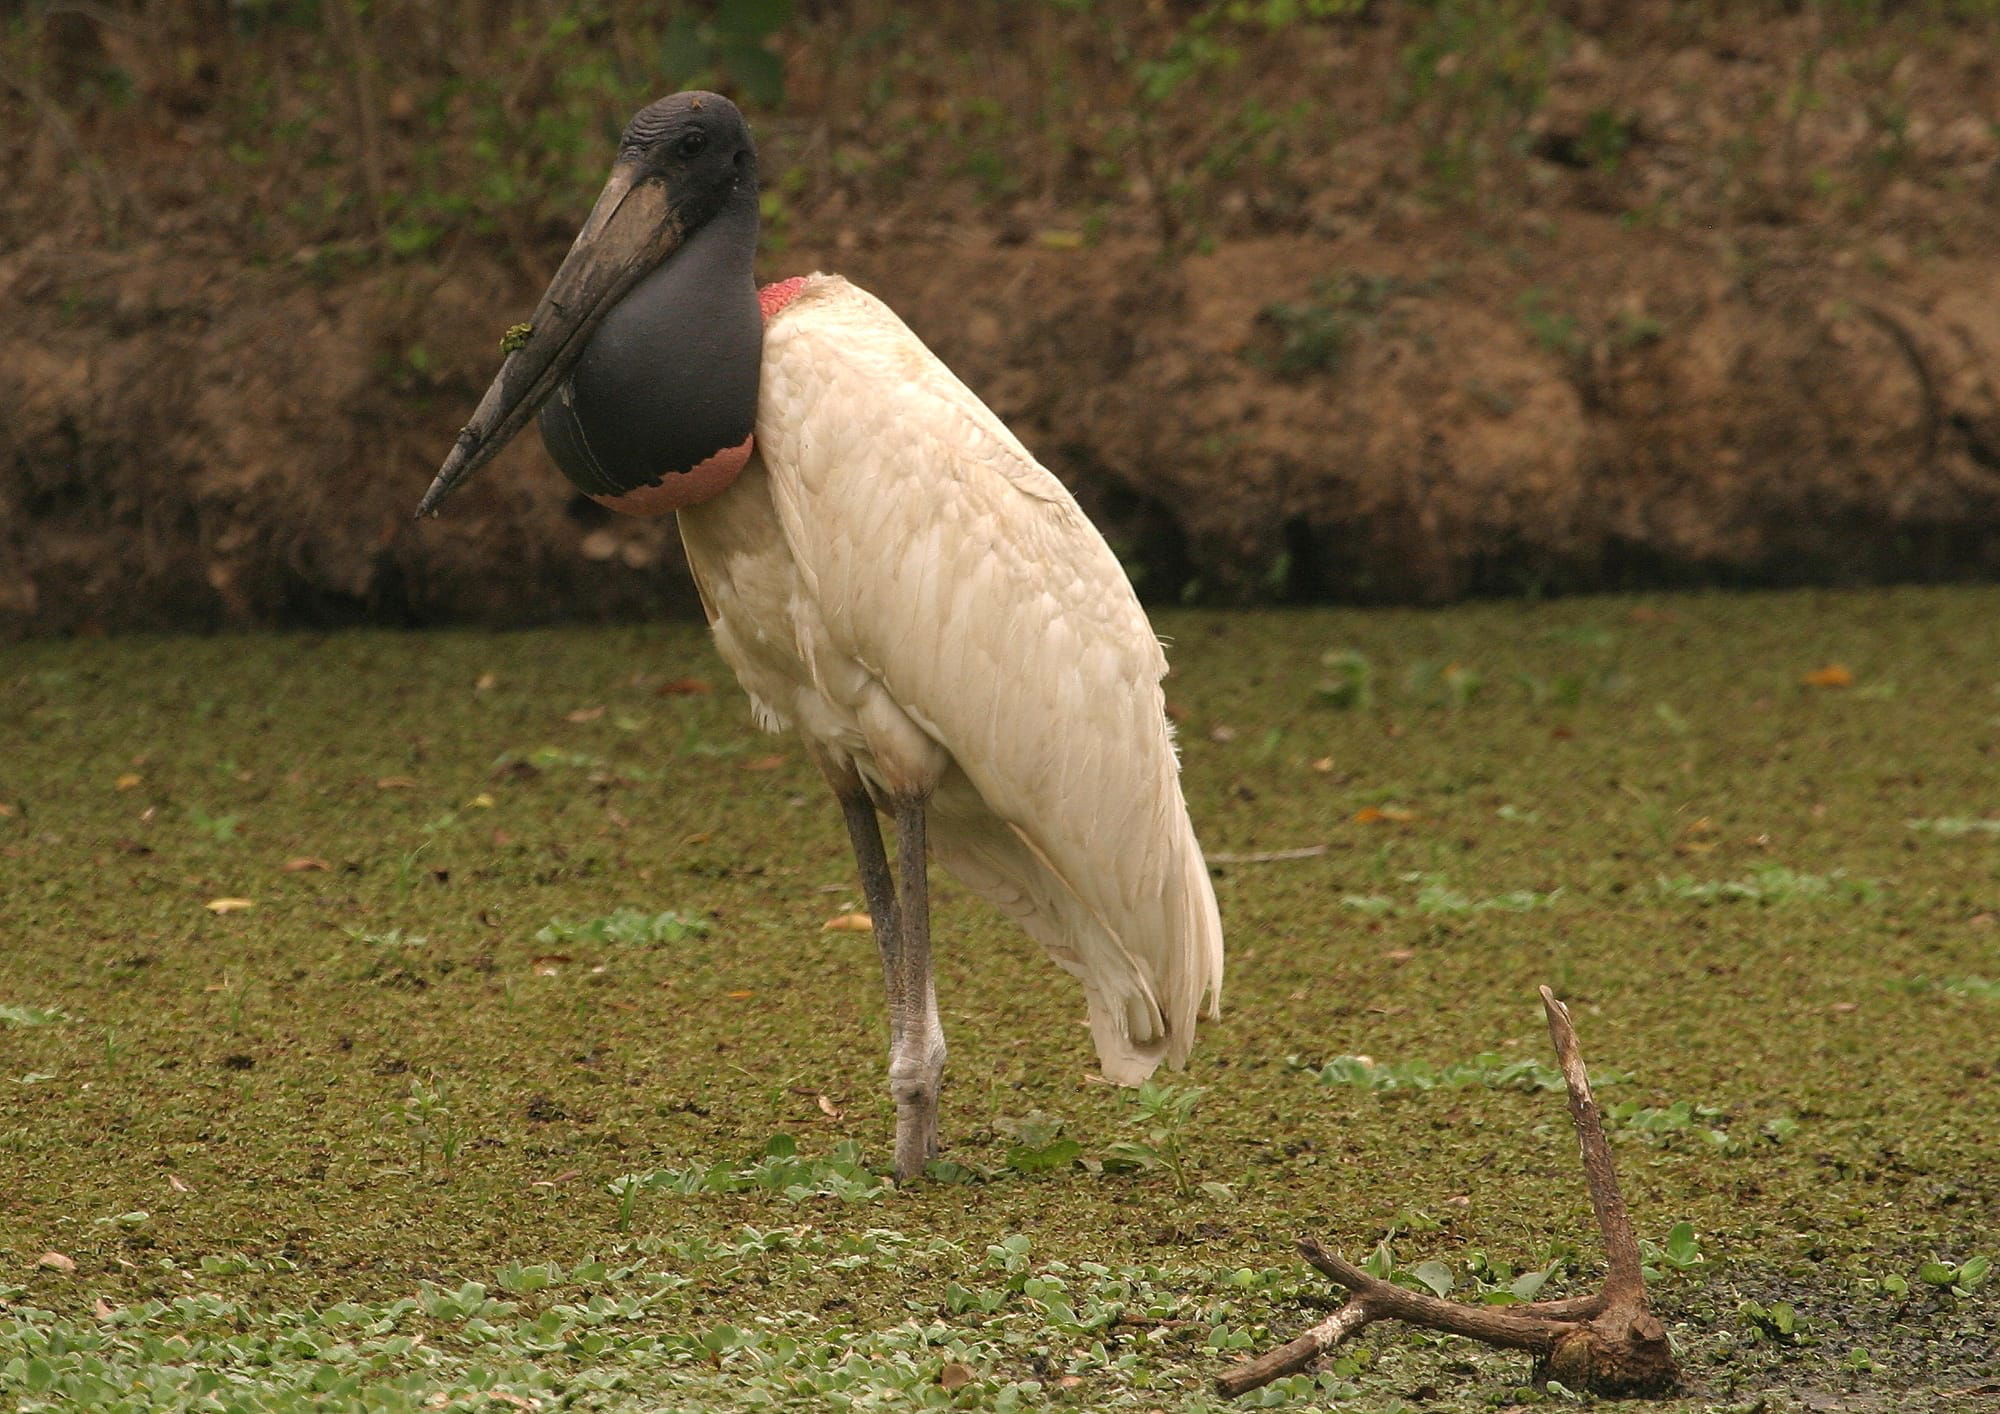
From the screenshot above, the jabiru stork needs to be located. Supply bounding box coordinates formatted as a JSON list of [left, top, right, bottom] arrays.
[[417, 92, 1223, 1181]]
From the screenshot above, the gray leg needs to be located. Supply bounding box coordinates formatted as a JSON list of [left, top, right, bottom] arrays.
[[830, 780, 901, 978], [886, 794, 946, 1182]]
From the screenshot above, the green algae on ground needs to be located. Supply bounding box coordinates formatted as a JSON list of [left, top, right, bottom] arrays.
[[2, 587, 1997, 1410]]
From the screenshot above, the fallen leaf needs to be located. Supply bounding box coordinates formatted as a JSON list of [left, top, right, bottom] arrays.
[[36, 1251, 76, 1272], [93, 1297, 115, 1319], [376, 776, 417, 790], [1384, 948, 1417, 962], [167, 1174, 191, 1192], [565, 706, 605, 723], [656, 678, 713, 697], [1828, 1001, 1859, 1013], [741, 754, 788, 772], [1058, 1375, 1084, 1389], [725, 989, 755, 1000], [115, 773, 142, 791], [816, 1093, 842, 1119], [204, 898, 255, 914], [475, 672, 498, 692], [281, 856, 330, 873], [531, 954, 571, 975], [467, 793, 495, 809], [938, 1362, 976, 1391], [1310, 757, 1335, 773], [1352, 806, 1416, 824], [1628, 605, 1678, 624], [1803, 664, 1854, 688], [822, 912, 874, 932], [0, 803, 17, 816], [1208, 724, 1238, 743]]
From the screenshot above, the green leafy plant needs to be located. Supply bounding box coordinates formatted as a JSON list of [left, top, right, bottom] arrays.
[[659, 0, 795, 109], [535, 908, 712, 946], [1295, 1050, 1620, 1093], [393, 1075, 462, 1171], [0, 1005, 70, 1028], [1740, 1298, 1799, 1342], [187, 806, 242, 843], [1918, 1253, 1991, 1298], [1656, 866, 1882, 906], [997, 1110, 1083, 1176], [1315, 648, 1377, 709], [1640, 1221, 1705, 1280], [1253, 274, 1402, 379], [611, 1134, 888, 1223], [1101, 1080, 1225, 1200]]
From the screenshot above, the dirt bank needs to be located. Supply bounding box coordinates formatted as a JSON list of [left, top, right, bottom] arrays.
[[5, 2, 1999, 633]]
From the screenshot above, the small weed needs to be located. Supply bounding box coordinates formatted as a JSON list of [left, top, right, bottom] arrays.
[[1337, 876, 1561, 917], [1918, 1253, 1991, 1298], [1517, 287, 1584, 360], [1599, 1098, 1745, 1154], [1293, 1051, 1619, 1093], [343, 927, 429, 947], [1741, 1298, 1799, 1342], [187, 806, 242, 843], [1101, 1080, 1224, 1201], [996, 1110, 1083, 1176], [0, 1005, 70, 1028], [614, 1134, 889, 1218], [1656, 866, 1882, 905], [1641, 1221, 1706, 1280], [1906, 816, 2000, 836], [659, 0, 795, 109], [1934, 976, 2000, 1001], [1405, 658, 1484, 709], [1314, 648, 1376, 710], [1251, 273, 1403, 378], [534, 908, 712, 947], [392, 1075, 462, 1172]]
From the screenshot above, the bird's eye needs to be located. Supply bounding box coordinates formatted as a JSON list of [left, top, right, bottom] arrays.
[[676, 131, 708, 159]]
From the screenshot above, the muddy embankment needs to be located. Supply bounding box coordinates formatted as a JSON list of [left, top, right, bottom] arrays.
[[7, 212, 2000, 637]]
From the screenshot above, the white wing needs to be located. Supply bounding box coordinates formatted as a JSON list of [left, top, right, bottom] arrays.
[[756, 275, 1222, 1079]]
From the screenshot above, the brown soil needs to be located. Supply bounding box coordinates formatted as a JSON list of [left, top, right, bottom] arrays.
[[5, 3, 1999, 634]]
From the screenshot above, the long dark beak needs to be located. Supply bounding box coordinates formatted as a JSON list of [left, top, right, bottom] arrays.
[[415, 161, 681, 517]]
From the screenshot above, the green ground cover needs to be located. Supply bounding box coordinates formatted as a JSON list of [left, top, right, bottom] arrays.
[[2, 588, 1996, 1410]]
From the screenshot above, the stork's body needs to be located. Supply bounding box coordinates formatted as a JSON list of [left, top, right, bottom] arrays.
[[418, 94, 1222, 1178]]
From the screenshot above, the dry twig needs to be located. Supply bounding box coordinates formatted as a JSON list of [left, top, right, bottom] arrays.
[[1217, 986, 1679, 1400]]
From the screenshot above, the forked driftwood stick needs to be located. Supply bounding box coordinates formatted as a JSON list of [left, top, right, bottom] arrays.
[[1217, 986, 1679, 1400]]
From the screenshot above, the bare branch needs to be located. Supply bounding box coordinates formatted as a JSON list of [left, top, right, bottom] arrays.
[[1539, 985, 1645, 1304], [1213, 1300, 1373, 1399], [1218, 987, 1680, 1400]]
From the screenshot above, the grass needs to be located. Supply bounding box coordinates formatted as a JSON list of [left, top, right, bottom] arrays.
[[2, 586, 1998, 1410]]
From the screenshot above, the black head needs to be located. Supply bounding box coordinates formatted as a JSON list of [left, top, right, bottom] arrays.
[[415, 91, 762, 518], [615, 92, 758, 233]]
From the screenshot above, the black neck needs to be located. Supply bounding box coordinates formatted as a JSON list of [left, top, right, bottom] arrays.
[[537, 183, 762, 499]]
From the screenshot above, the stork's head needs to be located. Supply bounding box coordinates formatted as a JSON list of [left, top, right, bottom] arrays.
[[416, 92, 762, 518]]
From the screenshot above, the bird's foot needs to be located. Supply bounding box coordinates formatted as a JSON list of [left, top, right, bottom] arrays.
[[888, 1065, 943, 1182], [890, 1091, 940, 1182]]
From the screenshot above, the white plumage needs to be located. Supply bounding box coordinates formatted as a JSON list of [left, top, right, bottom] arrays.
[[678, 274, 1223, 1094]]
